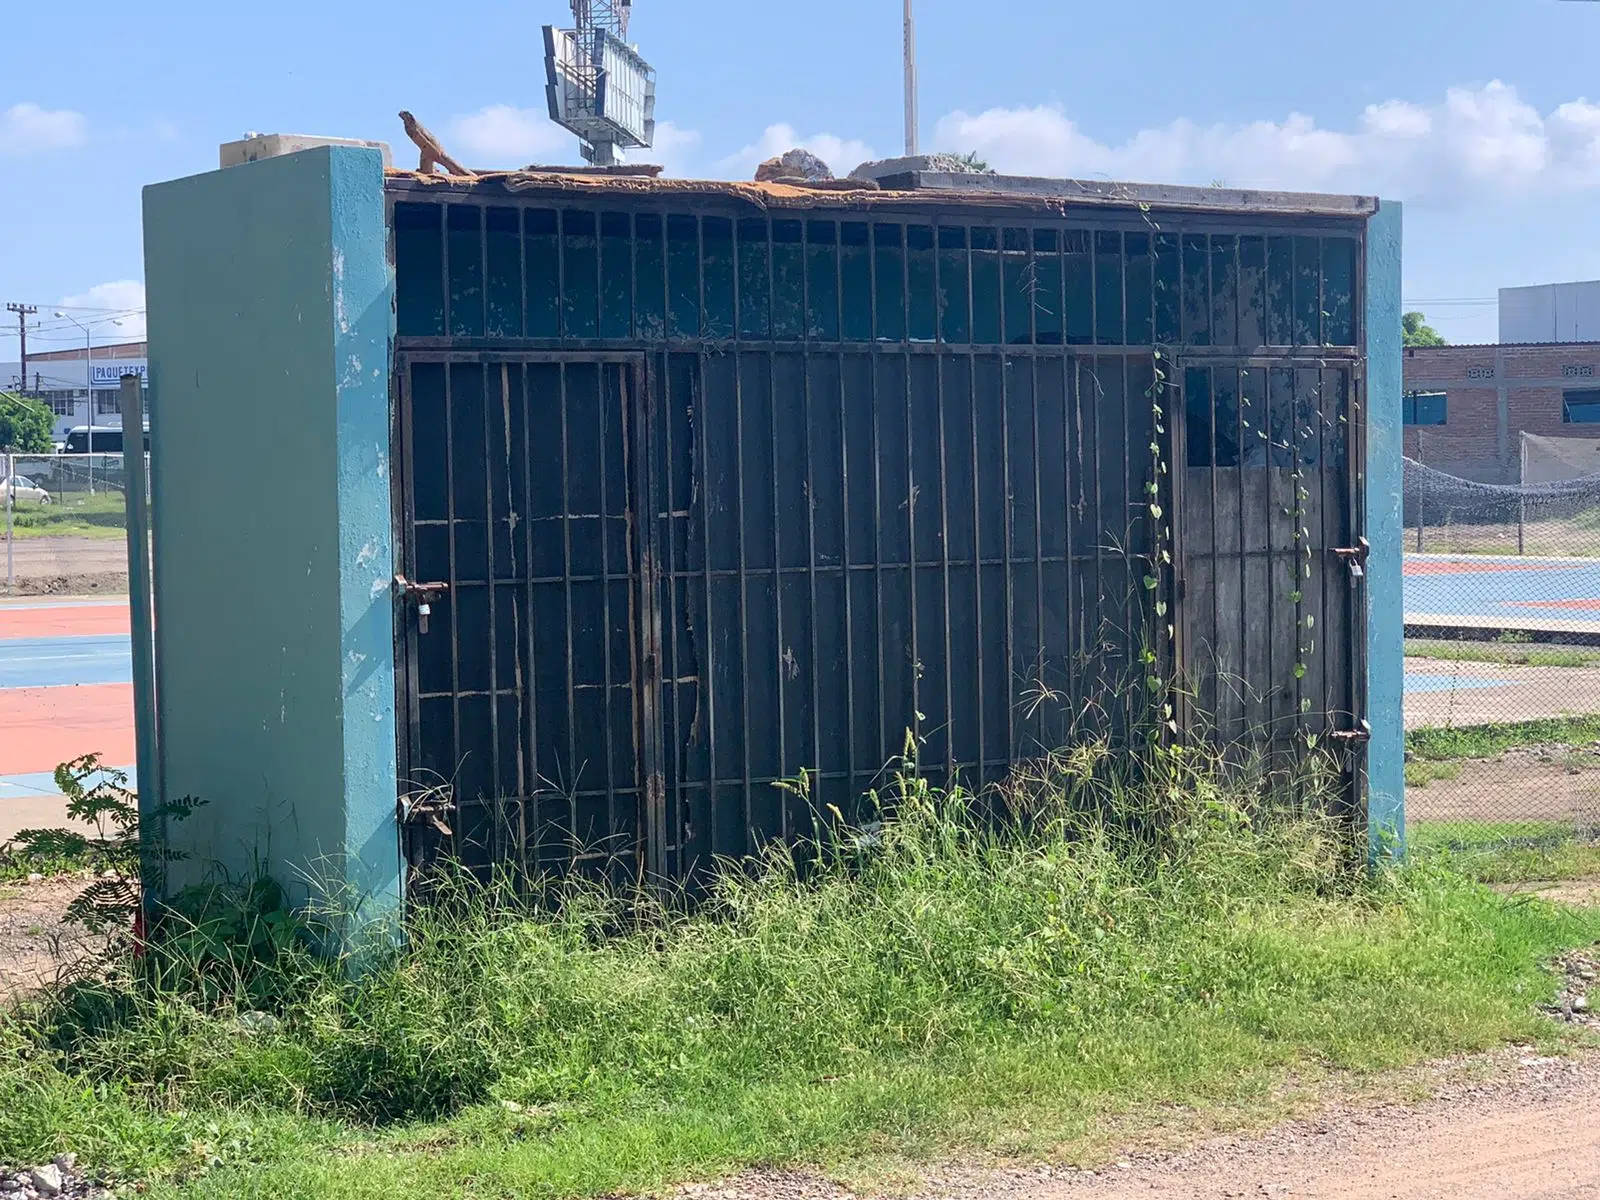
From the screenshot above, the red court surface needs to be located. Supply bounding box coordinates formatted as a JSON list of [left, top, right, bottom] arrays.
[[0, 684, 136, 775], [0, 603, 130, 640]]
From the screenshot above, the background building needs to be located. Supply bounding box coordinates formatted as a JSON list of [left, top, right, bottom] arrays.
[[1403, 342, 1600, 482], [0, 339, 148, 443], [1499, 280, 1600, 344]]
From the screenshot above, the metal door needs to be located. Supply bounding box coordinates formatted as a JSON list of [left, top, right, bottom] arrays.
[[1175, 358, 1368, 808], [393, 352, 663, 880]]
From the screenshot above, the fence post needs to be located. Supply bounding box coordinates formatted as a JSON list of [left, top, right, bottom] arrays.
[[1517, 433, 1526, 557], [1415, 441, 1424, 553], [121, 374, 160, 915]]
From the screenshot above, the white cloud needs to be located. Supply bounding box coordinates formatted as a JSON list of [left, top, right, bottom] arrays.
[[0, 102, 87, 154], [448, 105, 703, 175], [449, 105, 572, 167], [933, 82, 1600, 203], [714, 123, 876, 181], [57, 281, 146, 343]]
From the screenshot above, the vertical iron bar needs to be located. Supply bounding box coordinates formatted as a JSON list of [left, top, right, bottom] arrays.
[[732, 227, 753, 849], [695, 348, 719, 847], [869, 224, 888, 777], [1031, 352, 1044, 760], [932, 222, 955, 784], [1235, 362, 1247, 747], [599, 360, 618, 858], [561, 362, 578, 866], [837, 224, 855, 808], [802, 222, 823, 815], [767, 221, 788, 838], [520, 362, 536, 881], [904, 223, 921, 759], [485, 360, 502, 863], [444, 361, 463, 863], [1207, 355, 1219, 747], [480, 202, 490, 341], [439, 204, 450, 338], [968, 226, 986, 775], [519, 210, 530, 338]]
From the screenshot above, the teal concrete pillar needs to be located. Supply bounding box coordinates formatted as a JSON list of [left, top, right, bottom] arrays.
[[1364, 200, 1404, 861], [142, 146, 400, 940]]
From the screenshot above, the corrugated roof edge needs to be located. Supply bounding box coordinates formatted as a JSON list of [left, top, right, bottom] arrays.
[[383, 169, 1379, 219], [1404, 341, 1600, 351]]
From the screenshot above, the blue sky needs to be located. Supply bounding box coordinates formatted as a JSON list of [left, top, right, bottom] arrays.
[[6, 0, 1600, 349]]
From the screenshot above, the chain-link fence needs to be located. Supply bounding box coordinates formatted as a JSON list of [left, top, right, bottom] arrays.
[[1404, 437, 1600, 854], [1, 453, 140, 596]]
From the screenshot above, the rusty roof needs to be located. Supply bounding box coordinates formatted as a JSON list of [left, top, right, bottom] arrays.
[[383, 168, 1380, 221]]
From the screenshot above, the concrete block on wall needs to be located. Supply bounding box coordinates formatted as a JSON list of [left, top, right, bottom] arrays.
[[142, 145, 399, 945]]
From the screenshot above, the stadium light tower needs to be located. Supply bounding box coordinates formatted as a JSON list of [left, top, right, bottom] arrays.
[[544, 0, 657, 166]]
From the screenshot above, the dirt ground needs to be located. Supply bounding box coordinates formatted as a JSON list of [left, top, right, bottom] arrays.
[[1404, 656, 1600, 730], [1408, 751, 1600, 825], [0, 537, 127, 595], [0, 874, 109, 998]]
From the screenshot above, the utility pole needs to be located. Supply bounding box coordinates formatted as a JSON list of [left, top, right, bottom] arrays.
[[903, 0, 919, 155], [5, 304, 37, 394]]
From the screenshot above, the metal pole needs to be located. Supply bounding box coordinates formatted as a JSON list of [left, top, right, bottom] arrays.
[[903, 0, 918, 156], [1518, 432, 1527, 556], [1415, 438, 1424, 553], [85, 326, 95, 496], [121, 374, 160, 915], [5, 451, 13, 597]]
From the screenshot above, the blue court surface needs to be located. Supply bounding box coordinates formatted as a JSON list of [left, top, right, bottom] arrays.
[[0, 635, 133, 690], [1404, 554, 1600, 629], [1402, 673, 1509, 694]]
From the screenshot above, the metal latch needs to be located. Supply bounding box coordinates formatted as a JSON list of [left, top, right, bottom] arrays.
[[1330, 537, 1371, 584], [1330, 720, 1372, 746], [399, 789, 455, 837], [394, 574, 449, 635]]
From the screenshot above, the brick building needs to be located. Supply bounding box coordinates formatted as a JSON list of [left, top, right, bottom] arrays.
[[1402, 342, 1600, 483]]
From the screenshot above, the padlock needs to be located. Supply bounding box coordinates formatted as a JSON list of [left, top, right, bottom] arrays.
[[418, 602, 431, 635]]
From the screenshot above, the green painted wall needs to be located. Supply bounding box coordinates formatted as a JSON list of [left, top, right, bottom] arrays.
[[1365, 201, 1405, 860], [142, 146, 399, 935]]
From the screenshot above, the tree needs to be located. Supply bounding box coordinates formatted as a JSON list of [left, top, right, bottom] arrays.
[[1402, 311, 1447, 347], [0, 392, 55, 453]]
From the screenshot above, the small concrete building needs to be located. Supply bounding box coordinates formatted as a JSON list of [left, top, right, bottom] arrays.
[[137, 145, 1405, 942]]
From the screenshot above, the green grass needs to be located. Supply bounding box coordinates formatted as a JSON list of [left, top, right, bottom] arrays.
[[1404, 759, 1462, 789], [2, 771, 1598, 1199], [1405, 641, 1600, 669], [1410, 821, 1600, 883], [6, 491, 126, 540], [1406, 714, 1600, 762], [0, 842, 95, 883]]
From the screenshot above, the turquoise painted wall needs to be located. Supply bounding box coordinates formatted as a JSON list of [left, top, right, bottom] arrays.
[[1364, 201, 1405, 860], [142, 146, 399, 935]]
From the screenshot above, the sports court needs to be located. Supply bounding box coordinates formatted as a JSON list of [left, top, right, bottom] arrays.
[[0, 599, 137, 842], [1, 552, 1598, 840], [1404, 553, 1600, 635]]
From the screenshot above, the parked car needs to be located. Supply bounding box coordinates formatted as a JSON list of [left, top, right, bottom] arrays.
[[2, 476, 52, 505]]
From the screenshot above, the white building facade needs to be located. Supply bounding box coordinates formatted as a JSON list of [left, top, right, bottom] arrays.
[[1500, 280, 1600, 344], [1, 351, 148, 443]]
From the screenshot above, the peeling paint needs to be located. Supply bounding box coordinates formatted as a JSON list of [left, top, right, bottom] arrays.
[[333, 248, 349, 334], [356, 539, 378, 568]]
